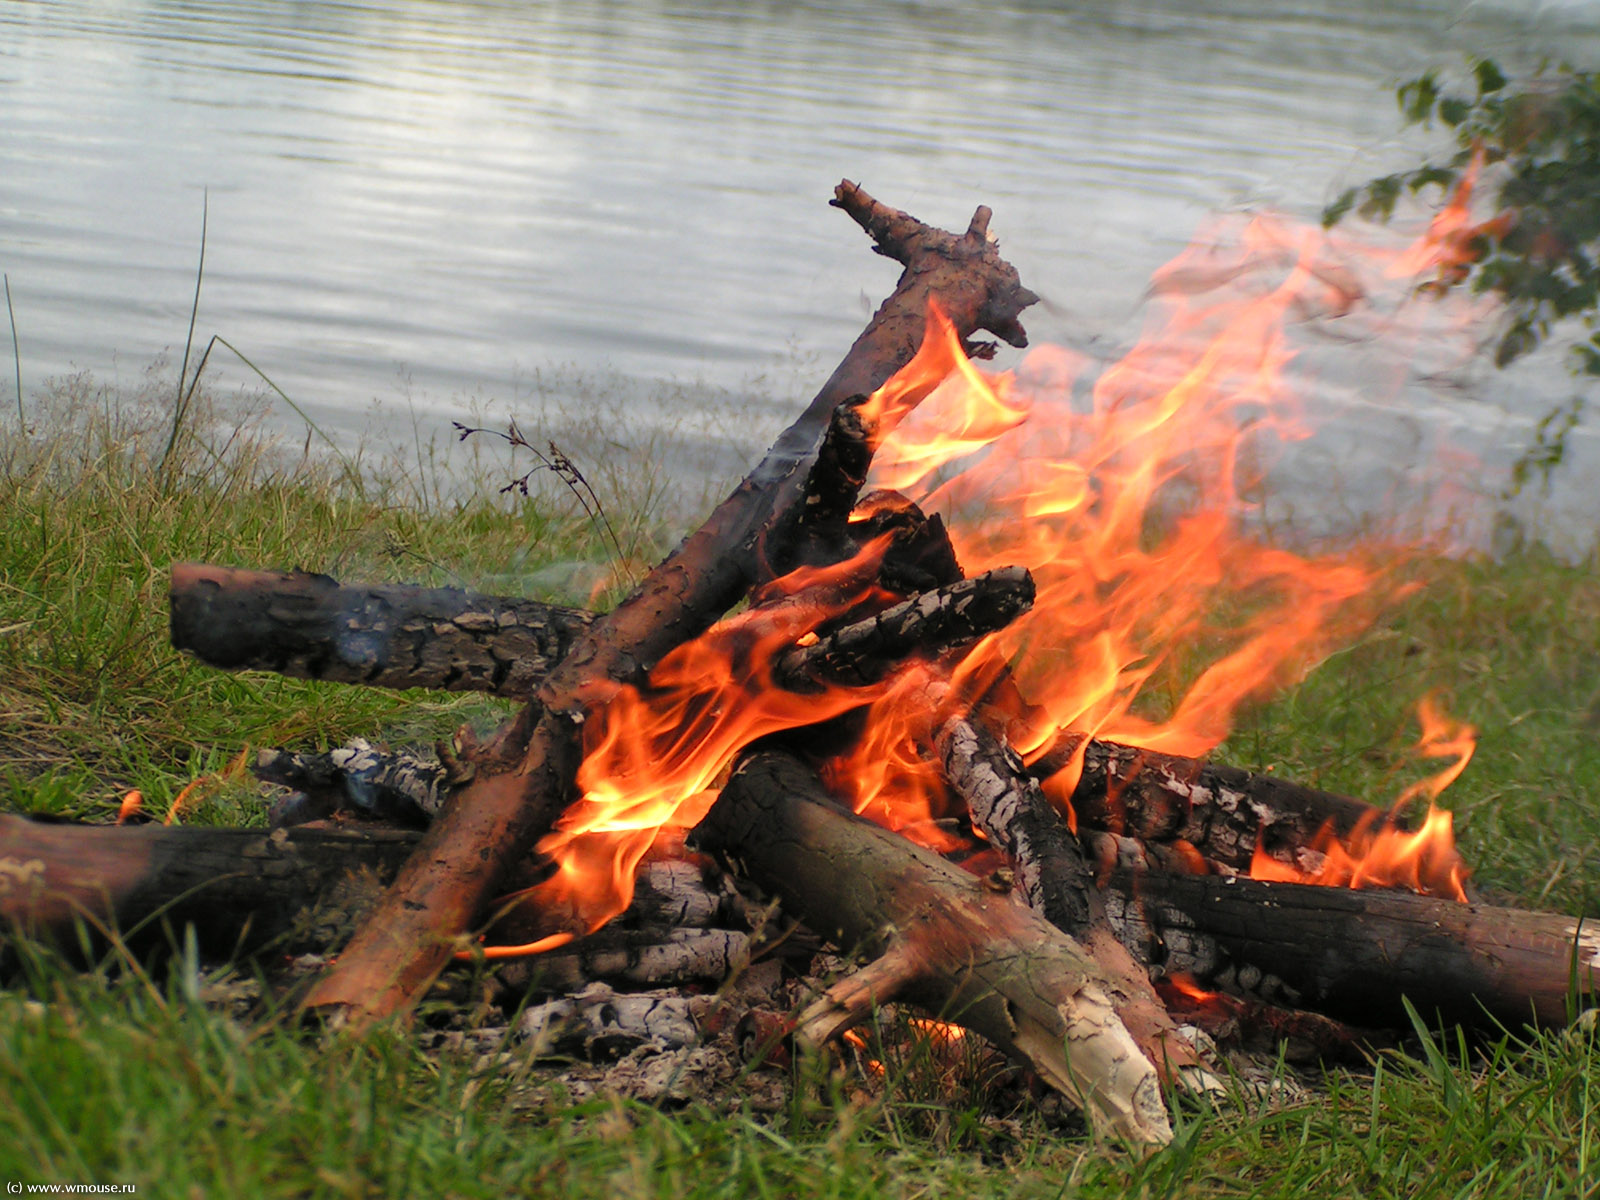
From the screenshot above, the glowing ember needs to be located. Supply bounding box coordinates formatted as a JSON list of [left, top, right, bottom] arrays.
[[1250, 694, 1474, 901], [481, 190, 1492, 951]]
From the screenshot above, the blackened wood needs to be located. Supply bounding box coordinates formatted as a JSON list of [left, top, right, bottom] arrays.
[[691, 748, 1170, 1144], [301, 185, 1040, 1031], [170, 563, 593, 697], [1032, 732, 1388, 871], [0, 813, 421, 958], [776, 567, 1034, 692], [499, 928, 751, 995], [797, 398, 874, 561], [851, 490, 963, 595], [520, 983, 702, 1056], [255, 739, 454, 827], [937, 716, 1201, 1078], [1107, 868, 1597, 1029]]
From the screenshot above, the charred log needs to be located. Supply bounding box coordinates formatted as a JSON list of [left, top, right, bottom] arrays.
[[776, 568, 1034, 692], [1106, 867, 1597, 1030], [170, 564, 592, 698], [936, 717, 1201, 1079], [255, 739, 458, 827], [1033, 731, 1392, 872], [0, 813, 421, 958]]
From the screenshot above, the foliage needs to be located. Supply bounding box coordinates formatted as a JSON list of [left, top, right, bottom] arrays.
[[1326, 59, 1600, 494], [1328, 59, 1600, 374]]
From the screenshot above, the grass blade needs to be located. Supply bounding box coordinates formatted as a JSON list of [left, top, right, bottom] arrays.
[[162, 189, 208, 469], [5, 272, 20, 430]]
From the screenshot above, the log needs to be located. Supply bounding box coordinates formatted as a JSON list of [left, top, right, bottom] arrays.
[[1105, 867, 1597, 1029], [1032, 731, 1392, 871], [0, 813, 421, 957], [936, 717, 1202, 1079], [300, 184, 1040, 1030], [690, 748, 1171, 1145], [170, 564, 593, 697], [254, 740, 455, 827], [0, 817, 753, 979], [775, 567, 1035, 692]]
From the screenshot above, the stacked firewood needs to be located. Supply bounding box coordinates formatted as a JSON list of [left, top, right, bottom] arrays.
[[2, 186, 1594, 1147]]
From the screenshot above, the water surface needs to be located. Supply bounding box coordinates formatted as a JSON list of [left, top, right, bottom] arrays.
[[4, 0, 1599, 535]]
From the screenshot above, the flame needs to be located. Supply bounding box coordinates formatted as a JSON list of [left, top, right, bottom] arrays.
[[479, 181, 1494, 949], [1249, 694, 1474, 901], [510, 548, 903, 940]]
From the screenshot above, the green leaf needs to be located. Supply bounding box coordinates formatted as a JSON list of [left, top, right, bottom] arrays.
[[1475, 58, 1507, 96], [1407, 165, 1459, 193], [1322, 187, 1357, 228], [1439, 97, 1471, 127], [1358, 175, 1403, 223], [1399, 72, 1441, 125], [1495, 321, 1539, 367]]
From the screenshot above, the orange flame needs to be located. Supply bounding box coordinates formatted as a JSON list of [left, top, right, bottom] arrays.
[[480, 182, 1492, 949], [1249, 694, 1474, 901]]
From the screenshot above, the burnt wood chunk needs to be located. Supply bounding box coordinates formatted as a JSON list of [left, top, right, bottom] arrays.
[[170, 563, 593, 697]]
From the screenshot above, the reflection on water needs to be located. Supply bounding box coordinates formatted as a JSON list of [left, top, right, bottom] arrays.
[[2, 0, 1598, 535]]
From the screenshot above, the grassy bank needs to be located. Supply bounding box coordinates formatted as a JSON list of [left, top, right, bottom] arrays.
[[1, 377, 1597, 1197]]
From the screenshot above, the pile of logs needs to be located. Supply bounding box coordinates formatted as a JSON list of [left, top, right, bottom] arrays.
[[2, 185, 1595, 1147]]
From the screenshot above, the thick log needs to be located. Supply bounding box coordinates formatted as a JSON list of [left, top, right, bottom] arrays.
[[301, 184, 1039, 1030], [170, 564, 593, 697], [936, 717, 1202, 1079], [0, 816, 748, 978], [1032, 732, 1391, 872], [690, 749, 1170, 1145], [1106, 868, 1597, 1029], [0, 813, 420, 957]]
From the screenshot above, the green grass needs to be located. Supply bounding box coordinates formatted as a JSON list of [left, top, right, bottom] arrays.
[[0, 370, 668, 823], [1, 371, 1598, 1197]]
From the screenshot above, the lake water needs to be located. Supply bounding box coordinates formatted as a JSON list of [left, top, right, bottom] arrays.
[[4, 0, 1600, 542]]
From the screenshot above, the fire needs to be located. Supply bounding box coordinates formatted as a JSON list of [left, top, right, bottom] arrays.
[[485, 191, 1491, 949], [1249, 695, 1474, 901]]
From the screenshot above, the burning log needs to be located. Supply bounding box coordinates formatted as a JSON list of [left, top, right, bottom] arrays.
[[691, 748, 1172, 1145], [1104, 868, 1598, 1030], [775, 567, 1035, 692], [299, 183, 1040, 1031], [170, 563, 593, 698], [936, 716, 1202, 1079], [1030, 731, 1395, 873]]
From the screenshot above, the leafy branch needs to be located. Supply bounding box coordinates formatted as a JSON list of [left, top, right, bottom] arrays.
[[1327, 58, 1600, 374], [1327, 58, 1600, 493]]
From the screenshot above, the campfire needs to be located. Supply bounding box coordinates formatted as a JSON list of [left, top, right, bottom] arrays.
[[3, 183, 1595, 1145]]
